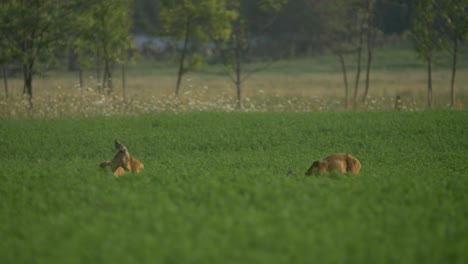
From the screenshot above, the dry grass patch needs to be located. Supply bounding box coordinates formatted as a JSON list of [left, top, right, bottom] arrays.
[[1, 67, 466, 118]]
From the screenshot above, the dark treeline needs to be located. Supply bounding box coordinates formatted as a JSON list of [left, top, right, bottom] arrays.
[[1, 0, 466, 110], [132, 0, 413, 57]]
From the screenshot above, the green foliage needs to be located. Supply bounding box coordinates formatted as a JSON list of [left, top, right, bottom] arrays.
[[186, 53, 204, 72], [78, 0, 134, 91], [411, 0, 445, 60], [134, 0, 414, 39], [438, 0, 468, 46], [91, 0, 134, 63], [159, 0, 237, 93], [160, 0, 237, 42], [0, 0, 69, 70], [0, 0, 133, 96], [1, 111, 467, 263], [258, 0, 288, 12], [0, 3, 18, 65], [172, 52, 204, 73]]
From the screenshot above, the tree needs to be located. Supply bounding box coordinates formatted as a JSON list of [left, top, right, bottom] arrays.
[[90, 0, 133, 95], [218, 0, 288, 110], [0, 0, 107, 107], [317, 0, 361, 109], [0, 0, 76, 108], [68, 9, 95, 91], [160, 0, 237, 96], [361, 0, 382, 106], [439, 0, 468, 109], [0, 4, 18, 99], [317, 0, 376, 110], [351, 2, 368, 110], [411, 0, 444, 108], [221, 4, 246, 110]]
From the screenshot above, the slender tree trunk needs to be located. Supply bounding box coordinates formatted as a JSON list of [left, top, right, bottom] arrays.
[[353, 28, 364, 110], [79, 67, 84, 90], [2, 65, 8, 99], [101, 68, 107, 92], [362, 0, 379, 107], [362, 46, 373, 106], [338, 53, 349, 110], [23, 61, 34, 109], [76, 49, 83, 90], [106, 60, 113, 94], [96, 46, 102, 93], [121, 62, 127, 104], [235, 64, 241, 110], [103, 42, 113, 95], [234, 32, 242, 110], [362, 6, 374, 106], [23, 81, 26, 95], [427, 57, 433, 108], [450, 39, 458, 109], [68, 50, 78, 71], [25, 72, 32, 100], [176, 17, 192, 97]]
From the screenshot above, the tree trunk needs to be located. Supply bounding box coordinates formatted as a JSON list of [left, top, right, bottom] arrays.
[[106, 61, 113, 94], [362, 4, 374, 106], [450, 39, 458, 109], [96, 46, 102, 93], [353, 28, 364, 110], [235, 31, 242, 110], [103, 42, 113, 95], [362, 46, 373, 106], [338, 53, 349, 110], [122, 62, 127, 104], [2, 65, 8, 99], [235, 69, 241, 110], [362, 0, 380, 107], [79, 67, 84, 90], [101, 68, 107, 92], [427, 57, 432, 108], [68, 49, 78, 71], [23, 61, 34, 109], [176, 17, 192, 97]]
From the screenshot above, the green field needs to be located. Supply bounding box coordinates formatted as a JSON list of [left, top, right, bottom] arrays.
[[1, 111, 467, 263]]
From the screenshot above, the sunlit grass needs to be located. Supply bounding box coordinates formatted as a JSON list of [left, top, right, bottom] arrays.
[[1, 111, 467, 263]]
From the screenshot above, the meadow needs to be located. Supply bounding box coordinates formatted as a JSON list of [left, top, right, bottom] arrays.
[[1, 45, 467, 117], [1, 111, 467, 263]]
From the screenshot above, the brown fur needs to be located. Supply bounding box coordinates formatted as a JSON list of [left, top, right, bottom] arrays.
[[305, 153, 361, 176], [100, 139, 144, 177]]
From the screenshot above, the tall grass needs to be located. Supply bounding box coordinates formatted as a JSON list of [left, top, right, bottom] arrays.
[[1, 111, 467, 263]]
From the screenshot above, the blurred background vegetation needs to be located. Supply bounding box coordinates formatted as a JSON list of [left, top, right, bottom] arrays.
[[0, 0, 467, 115]]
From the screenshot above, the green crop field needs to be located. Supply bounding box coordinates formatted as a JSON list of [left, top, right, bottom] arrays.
[[1, 111, 467, 263]]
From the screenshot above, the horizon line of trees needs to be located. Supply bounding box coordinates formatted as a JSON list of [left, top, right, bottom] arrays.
[[0, 0, 466, 111]]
